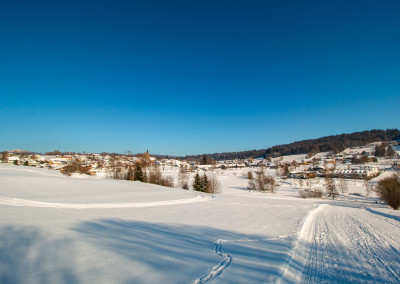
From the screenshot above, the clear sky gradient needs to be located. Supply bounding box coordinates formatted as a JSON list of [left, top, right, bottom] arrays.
[[1, 0, 399, 155]]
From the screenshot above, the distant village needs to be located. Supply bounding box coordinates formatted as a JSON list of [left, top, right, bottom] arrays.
[[1, 141, 399, 182]]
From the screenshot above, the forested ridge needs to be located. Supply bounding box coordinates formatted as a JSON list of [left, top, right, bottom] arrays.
[[185, 129, 400, 161]]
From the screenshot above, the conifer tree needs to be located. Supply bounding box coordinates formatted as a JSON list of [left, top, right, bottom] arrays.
[[386, 145, 396, 158], [134, 163, 144, 182], [193, 172, 202, 192], [127, 166, 134, 181], [201, 173, 209, 193], [200, 155, 208, 165]]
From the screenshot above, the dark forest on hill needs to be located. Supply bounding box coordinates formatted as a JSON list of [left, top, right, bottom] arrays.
[[185, 129, 400, 161]]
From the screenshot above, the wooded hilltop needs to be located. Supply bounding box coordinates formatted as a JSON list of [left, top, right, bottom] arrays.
[[185, 129, 400, 161]]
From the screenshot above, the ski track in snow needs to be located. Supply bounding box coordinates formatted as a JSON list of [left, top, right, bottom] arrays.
[[192, 235, 293, 284], [0, 195, 211, 209], [281, 204, 400, 283], [192, 239, 233, 284]]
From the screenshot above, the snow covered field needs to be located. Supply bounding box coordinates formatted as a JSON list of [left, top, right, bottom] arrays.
[[1, 164, 399, 283]]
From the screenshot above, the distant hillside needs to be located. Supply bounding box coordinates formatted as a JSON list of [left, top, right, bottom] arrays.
[[186, 129, 400, 161], [7, 149, 30, 153]]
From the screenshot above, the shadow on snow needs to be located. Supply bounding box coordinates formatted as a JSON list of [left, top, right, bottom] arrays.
[[366, 207, 400, 223], [72, 219, 292, 283], [0, 226, 79, 284], [1, 219, 399, 283]]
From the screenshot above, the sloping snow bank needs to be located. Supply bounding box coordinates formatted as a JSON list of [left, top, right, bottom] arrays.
[[0, 195, 210, 209], [0, 164, 314, 283]]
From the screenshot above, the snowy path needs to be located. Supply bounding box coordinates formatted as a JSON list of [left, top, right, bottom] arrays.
[[283, 204, 400, 283], [0, 194, 211, 209]]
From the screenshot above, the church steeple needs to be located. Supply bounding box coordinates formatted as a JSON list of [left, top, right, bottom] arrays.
[[144, 150, 150, 160]]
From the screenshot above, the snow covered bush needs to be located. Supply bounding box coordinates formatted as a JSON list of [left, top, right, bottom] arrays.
[[61, 159, 91, 176], [299, 187, 323, 198], [375, 174, 400, 210], [160, 175, 174, 188], [206, 174, 221, 194], [247, 170, 276, 193], [299, 177, 323, 198], [148, 166, 174, 188], [148, 167, 162, 184]]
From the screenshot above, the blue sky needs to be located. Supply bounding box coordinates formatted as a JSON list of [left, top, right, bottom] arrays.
[[1, 0, 399, 156]]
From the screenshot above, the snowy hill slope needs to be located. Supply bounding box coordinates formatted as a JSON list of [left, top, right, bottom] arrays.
[[1, 164, 399, 283]]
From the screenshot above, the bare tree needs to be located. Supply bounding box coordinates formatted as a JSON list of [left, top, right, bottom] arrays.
[[247, 172, 257, 191], [147, 164, 174, 187], [306, 175, 313, 191], [364, 176, 372, 196], [148, 165, 162, 185], [109, 157, 125, 180], [62, 158, 91, 176], [325, 172, 338, 199], [298, 179, 304, 191], [275, 166, 281, 178], [299, 176, 323, 198], [247, 169, 276, 193], [360, 154, 369, 164], [351, 171, 358, 186], [299, 187, 323, 198], [96, 160, 104, 169], [386, 144, 396, 158], [1, 151, 9, 163], [280, 163, 290, 176], [160, 175, 174, 187], [292, 160, 298, 171], [178, 166, 189, 189], [137, 151, 151, 169], [206, 174, 221, 194], [338, 174, 348, 194]]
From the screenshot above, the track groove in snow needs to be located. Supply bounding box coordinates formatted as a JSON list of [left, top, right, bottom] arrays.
[[281, 204, 400, 283], [0, 195, 211, 209], [192, 239, 232, 284], [193, 235, 294, 284]]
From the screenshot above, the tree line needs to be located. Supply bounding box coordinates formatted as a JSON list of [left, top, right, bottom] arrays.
[[186, 129, 400, 161]]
